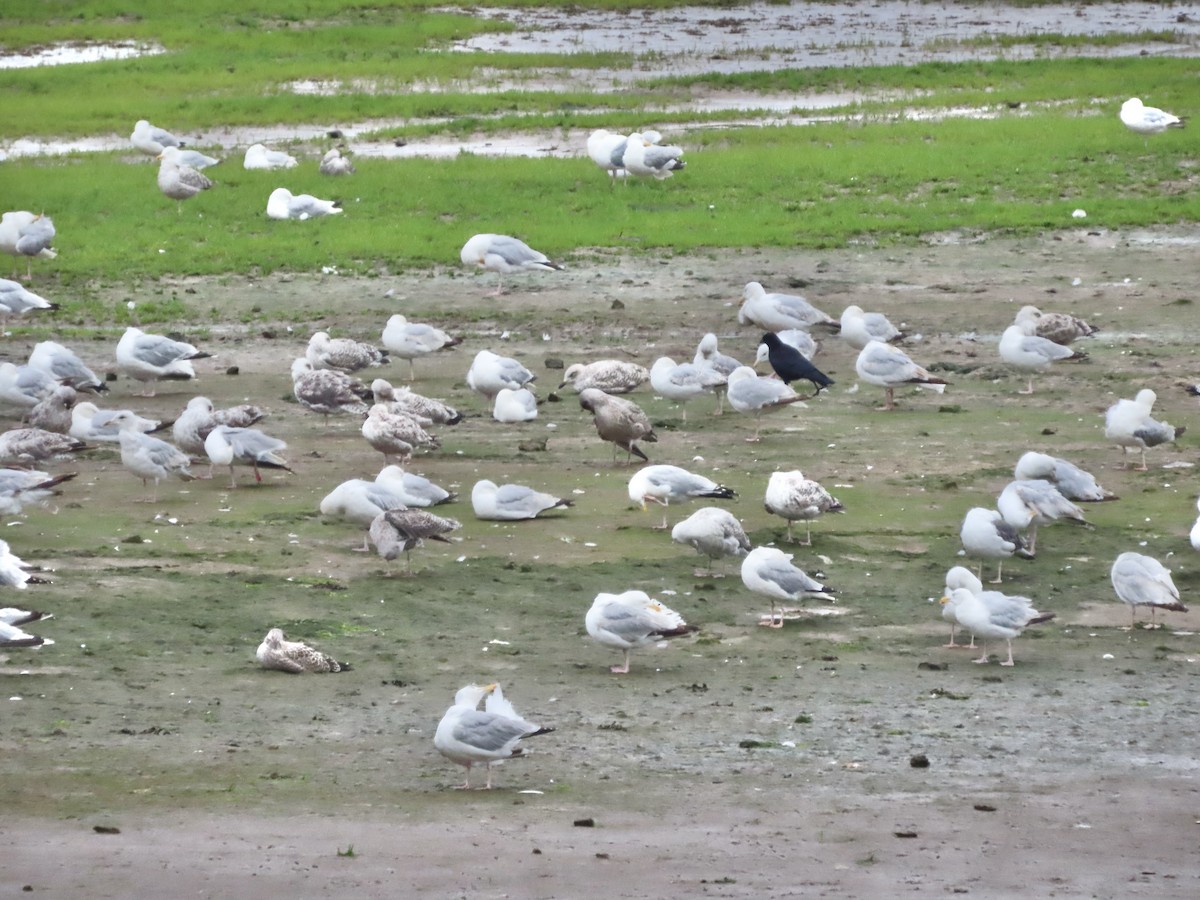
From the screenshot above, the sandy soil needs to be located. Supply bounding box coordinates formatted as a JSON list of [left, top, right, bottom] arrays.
[[2, 227, 1200, 898]]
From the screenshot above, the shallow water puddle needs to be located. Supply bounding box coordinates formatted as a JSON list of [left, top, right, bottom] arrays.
[[0, 41, 164, 69]]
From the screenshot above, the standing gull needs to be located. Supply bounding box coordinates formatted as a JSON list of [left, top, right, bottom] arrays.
[[763, 470, 844, 545], [738, 282, 838, 332], [362, 403, 439, 463], [381, 315, 461, 380], [1, 211, 58, 281], [460, 233, 563, 295], [755, 329, 819, 365], [156, 146, 213, 213], [306, 330, 387, 373], [997, 479, 1089, 555], [622, 131, 686, 180], [586, 128, 628, 183], [649, 356, 720, 423], [466, 350, 535, 401], [471, 479, 571, 521], [959, 506, 1034, 583], [940, 566, 985, 649], [28, 341, 107, 394], [1119, 97, 1184, 137], [741, 546, 835, 629], [671, 507, 751, 576], [854, 340, 948, 410], [725, 366, 807, 442], [585, 590, 697, 674], [256, 628, 351, 674], [578, 388, 656, 463], [369, 508, 461, 574], [998, 318, 1082, 395], [627, 464, 736, 530], [1111, 551, 1187, 628], [319, 478, 409, 551], [204, 425, 292, 488], [693, 332, 743, 414], [243, 143, 298, 170], [559, 360, 649, 395], [1104, 388, 1184, 470], [172, 396, 266, 459], [1013, 451, 1116, 502], [839, 305, 903, 350], [434, 683, 553, 790], [940, 587, 1054, 666], [115, 412, 194, 501], [1191, 497, 1200, 553], [116, 327, 211, 396], [267, 188, 342, 220]]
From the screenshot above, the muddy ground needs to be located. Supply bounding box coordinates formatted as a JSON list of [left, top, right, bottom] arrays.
[[1, 227, 1199, 897]]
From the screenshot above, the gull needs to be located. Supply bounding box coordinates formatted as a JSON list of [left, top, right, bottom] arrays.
[[28, 341, 107, 394], [172, 397, 266, 459], [459, 233, 563, 295], [380, 314, 461, 380], [493, 387, 537, 424], [649, 356, 721, 422], [116, 326, 211, 396], [115, 411, 195, 501], [1191, 497, 1200, 553], [0, 539, 49, 589], [0, 212, 57, 281], [725, 365, 807, 442], [466, 349, 535, 400], [375, 464, 456, 508], [1104, 388, 1184, 470], [959, 506, 1034, 583], [940, 587, 1054, 666], [362, 403, 439, 463], [28, 386, 76, 434], [0, 428, 89, 466], [1111, 551, 1188, 628], [369, 508, 461, 574], [586, 128, 628, 182], [204, 425, 292, 488], [243, 143, 298, 170], [0, 277, 57, 325], [1, 606, 52, 625], [130, 119, 184, 156], [173, 149, 220, 170], [578, 388, 656, 463], [0, 362, 59, 411], [434, 683, 553, 790], [1013, 451, 1116, 502], [1119, 97, 1184, 138], [998, 318, 1082, 394], [628, 464, 736, 530], [1013, 305, 1098, 346], [741, 546, 835, 629], [693, 332, 743, 414], [306, 330, 387, 373], [623, 131, 686, 180], [738, 281, 838, 332], [266, 187, 342, 220], [257, 628, 351, 674], [997, 479, 1089, 555], [319, 147, 355, 176], [291, 358, 370, 421], [763, 470, 844, 545], [941, 566, 984, 648], [320, 478, 409, 551], [1, 619, 53, 649], [371, 379, 462, 425], [839, 305, 903, 350], [854, 340, 949, 410], [559, 360, 649, 394], [586, 590, 698, 674], [70, 400, 162, 443], [671, 507, 751, 576], [156, 146, 213, 212], [0, 468, 76, 516], [471, 479, 572, 520], [759, 332, 834, 393]]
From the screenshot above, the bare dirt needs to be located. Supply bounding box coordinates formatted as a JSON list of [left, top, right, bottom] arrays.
[[2, 226, 1200, 898]]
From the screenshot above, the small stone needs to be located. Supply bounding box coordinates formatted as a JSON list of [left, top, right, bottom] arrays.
[[573, 818, 595, 827], [610, 299, 625, 310], [910, 753, 930, 768], [225, 365, 239, 376]]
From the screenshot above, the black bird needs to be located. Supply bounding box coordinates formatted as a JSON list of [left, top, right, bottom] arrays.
[[761, 333, 835, 394]]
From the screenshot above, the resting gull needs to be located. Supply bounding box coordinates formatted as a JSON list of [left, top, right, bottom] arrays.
[[172, 396, 266, 459], [381, 315, 461, 380], [940, 587, 1054, 666], [1111, 551, 1187, 628], [649, 356, 720, 423], [578, 388, 656, 463], [116, 326, 211, 396], [205, 425, 292, 488], [0, 428, 88, 466], [741, 546, 835, 628], [306, 330, 387, 373], [838, 305, 903, 350], [0, 278, 57, 325], [0, 362, 58, 410], [130, 119, 183, 156], [559, 360, 649, 395], [362, 403, 439, 463], [1013, 305, 1097, 346], [459, 233, 563, 295], [738, 281, 837, 332], [243, 143, 298, 170], [471, 479, 572, 521], [371, 379, 462, 425], [854, 340, 948, 410], [671, 506, 750, 576], [1013, 451, 1116, 502], [754, 330, 819, 367], [627, 464, 736, 530], [434, 683, 553, 790], [157, 146, 213, 212], [291, 358, 370, 421], [267, 187, 342, 220], [763, 470, 844, 545], [1119, 97, 1184, 137], [319, 147, 355, 176], [257, 628, 351, 674], [725, 365, 807, 442], [623, 131, 686, 180], [466, 349, 535, 400], [375, 464, 456, 508], [1, 619, 53, 649], [0, 468, 76, 516], [585, 590, 697, 674], [1104, 388, 1184, 470], [368, 508, 461, 574], [319, 477, 409, 551], [27, 341, 106, 394], [70, 400, 162, 443], [493, 387, 537, 424]]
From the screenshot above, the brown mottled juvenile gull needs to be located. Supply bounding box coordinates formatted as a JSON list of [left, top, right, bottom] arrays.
[[460, 233, 563, 295], [116, 327, 211, 396], [362, 403, 439, 463], [763, 470, 844, 545], [157, 146, 213, 212], [1111, 551, 1188, 628], [854, 339, 948, 411], [671, 506, 750, 576], [959, 506, 1034, 584], [741, 546, 835, 629], [291, 358, 370, 421], [559, 359, 648, 394], [585, 590, 697, 674], [369, 508, 461, 574], [434, 683, 553, 789], [380, 315, 460, 380], [0, 428, 89, 466], [371, 379, 461, 425], [28, 386, 77, 435], [941, 587, 1054, 666], [1104, 388, 1184, 471], [578, 387, 656, 463], [205, 424, 292, 488], [256, 628, 350, 674], [1013, 305, 1097, 346], [306, 330, 387, 373]]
